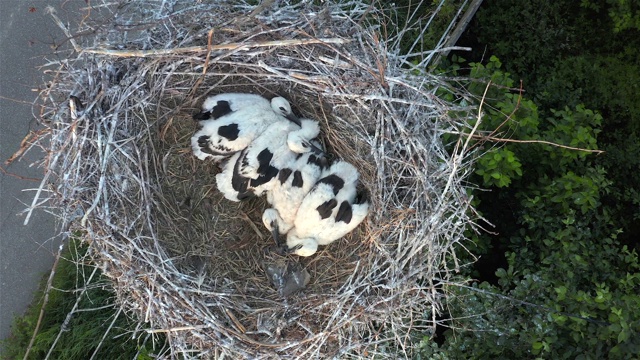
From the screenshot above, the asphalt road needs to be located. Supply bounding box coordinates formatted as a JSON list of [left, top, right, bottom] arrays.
[[0, 0, 73, 349]]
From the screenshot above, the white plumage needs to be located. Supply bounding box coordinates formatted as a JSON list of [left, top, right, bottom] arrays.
[[191, 96, 298, 161], [214, 151, 244, 202], [214, 148, 280, 202], [215, 119, 324, 202], [262, 149, 327, 240], [193, 93, 272, 121], [191, 93, 370, 258], [238, 118, 323, 179], [275, 160, 370, 257]]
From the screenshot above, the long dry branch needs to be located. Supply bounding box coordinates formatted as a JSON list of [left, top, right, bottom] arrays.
[[82, 38, 351, 57], [23, 243, 66, 360], [468, 134, 605, 154]]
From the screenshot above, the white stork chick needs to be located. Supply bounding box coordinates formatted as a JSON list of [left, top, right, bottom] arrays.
[[214, 149, 280, 202], [262, 149, 328, 240], [191, 96, 298, 161], [215, 119, 324, 201], [193, 93, 278, 121], [272, 160, 369, 257], [237, 118, 324, 179]]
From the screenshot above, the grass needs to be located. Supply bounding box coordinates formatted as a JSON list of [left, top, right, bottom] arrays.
[[0, 239, 165, 360]]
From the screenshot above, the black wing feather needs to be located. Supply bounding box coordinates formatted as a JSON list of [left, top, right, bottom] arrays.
[[316, 174, 344, 195], [218, 123, 240, 141], [210, 100, 232, 119], [292, 171, 304, 188], [316, 199, 338, 219], [335, 201, 353, 224]]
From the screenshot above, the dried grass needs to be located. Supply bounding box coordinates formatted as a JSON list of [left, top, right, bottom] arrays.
[[25, 0, 480, 358]]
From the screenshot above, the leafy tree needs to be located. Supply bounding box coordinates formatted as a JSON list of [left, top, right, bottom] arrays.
[[424, 56, 640, 359], [581, 0, 640, 32]]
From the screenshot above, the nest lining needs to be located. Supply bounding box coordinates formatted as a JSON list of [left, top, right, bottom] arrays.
[[27, 1, 479, 358]]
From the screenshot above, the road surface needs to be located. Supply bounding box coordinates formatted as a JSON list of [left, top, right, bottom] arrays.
[[0, 0, 74, 350]]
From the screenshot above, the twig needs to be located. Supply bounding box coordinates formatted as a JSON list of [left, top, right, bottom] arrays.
[[202, 29, 214, 75], [147, 325, 211, 333], [0, 165, 42, 182], [439, 279, 611, 326], [467, 134, 605, 154], [45, 265, 99, 360], [432, 0, 484, 64], [46, 6, 81, 52], [247, 0, 276, 18], [5, 129, 49, 166], [439, 81, 490, 205], [23, 242, 65, 360], [89, 307, 123, 360], [469, 79, 524, 152], [82, 38, 350, 57]]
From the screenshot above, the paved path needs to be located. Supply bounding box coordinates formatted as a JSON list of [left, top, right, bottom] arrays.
[[0, 0, 70, 349]]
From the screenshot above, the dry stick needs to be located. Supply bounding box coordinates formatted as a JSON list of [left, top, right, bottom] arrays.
[[45, 264, 100, 360], [82, 38, 350, 57], [468, 79, 524, 153], [438, 81, 490, 212], [46, 6, 81, 52], [23, 242, 66, 360], [432, 0, 484, 65], [468, 134, 605, 154], [202, 29, 214, 76], [184, 29, 215, 101], [466, 80, 603, 154], [23, 152, 58, 225], [258, 61, 329, 91], [0, 165, 42, 182], [88, 306, 122, 360], [438, 279, 611, 326], [246, 0, 276, 18]]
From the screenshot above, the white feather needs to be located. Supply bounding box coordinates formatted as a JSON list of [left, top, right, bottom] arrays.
[[238, 118, 320, 179], [262, 150, 327, 236], [191, 96, 296, 161], [285, 160, 370, 257]]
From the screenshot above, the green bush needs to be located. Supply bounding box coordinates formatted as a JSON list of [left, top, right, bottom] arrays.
[[423, 55, 640, 359]]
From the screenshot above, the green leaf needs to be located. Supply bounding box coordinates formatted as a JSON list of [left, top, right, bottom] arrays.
[[555, 286, 567, 301]]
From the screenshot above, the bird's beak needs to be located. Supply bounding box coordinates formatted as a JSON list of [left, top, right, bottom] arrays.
[[270, 222, 281, 247], [304, 141, 325, 156], [286, 112, 301, 126], [289, 243, 303, 255]]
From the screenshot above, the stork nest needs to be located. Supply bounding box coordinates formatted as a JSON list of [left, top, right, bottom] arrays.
[[26, 0, 479, 358]]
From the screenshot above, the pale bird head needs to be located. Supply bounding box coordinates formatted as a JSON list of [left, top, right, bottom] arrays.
[[271, 97, 299, 125]]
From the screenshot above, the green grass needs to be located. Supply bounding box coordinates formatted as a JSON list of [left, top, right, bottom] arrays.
[[1, 239, 165, 360]]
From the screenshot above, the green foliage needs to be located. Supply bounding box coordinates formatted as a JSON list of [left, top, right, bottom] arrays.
[[0, 240, 164, 360], [473, 1, 586, 85], [471, 0, 640, 112], [423, 55, 640, 359], [460, 56, 602, 192], [463, 0, 640, 249], [537, 55, 640, 132], [475, 148, 522, 188], [581, 0, 640, 32]]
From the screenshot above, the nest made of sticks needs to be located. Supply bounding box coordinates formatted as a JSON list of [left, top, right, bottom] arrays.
[[26, 1, 479, 358]]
